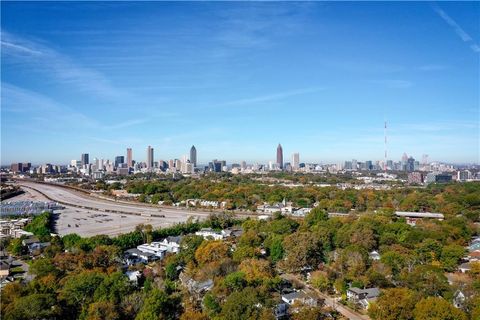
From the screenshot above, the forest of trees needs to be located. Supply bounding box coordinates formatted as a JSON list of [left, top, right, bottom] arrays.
[[125, 177, 480, 220], [2, 182, 479, 319]]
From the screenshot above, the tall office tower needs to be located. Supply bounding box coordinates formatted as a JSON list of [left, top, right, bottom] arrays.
[[352, 159, 358, 171], [147, 146, 154, 170], [94, 158, 99, 170], [422, 154, 429, 166], [190, 145, 197, 167], [174, 159, 181, 170], [127, 148, 133, 167], [406, 157, 415, 172], [276, 144, 283, 169], [168, 159, 174, 169], [402, 152, 409, 162], [115, 156, 125, 167], [292, 153, 300, 170], [81, 153, 89, 166], [241, 161, 247, 170]]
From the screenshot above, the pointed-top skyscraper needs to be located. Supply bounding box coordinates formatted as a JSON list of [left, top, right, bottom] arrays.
[[276, 144, 283, 170], [190, 145, 197, 167]]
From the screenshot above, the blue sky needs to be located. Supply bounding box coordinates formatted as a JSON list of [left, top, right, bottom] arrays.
[[1, 1, 479, 165]]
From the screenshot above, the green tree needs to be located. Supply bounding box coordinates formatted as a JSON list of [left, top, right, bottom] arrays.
[[224, 271, 247, 291], [135, 289, 179, 320], [413, 297, 467, 320], [440, 244, 466, 272], [4, 293, 59, 320], [369, 288, 416, 320]]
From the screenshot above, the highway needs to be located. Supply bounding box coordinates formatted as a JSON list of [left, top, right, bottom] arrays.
[[18, 181, 212, 218], [15, 181, 216, 237]]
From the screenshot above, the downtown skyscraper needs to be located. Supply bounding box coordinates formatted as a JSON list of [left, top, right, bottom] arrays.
[[127, 148, 133, 168], [276, 144, 283, 169], [147, 146, 154, 170], [190, 145, 197, 167]]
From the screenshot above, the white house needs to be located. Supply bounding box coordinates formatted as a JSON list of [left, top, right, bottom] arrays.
[[195, 228, 226, 240], [137, 242, 168, 259], [347, 287, 380, 309]]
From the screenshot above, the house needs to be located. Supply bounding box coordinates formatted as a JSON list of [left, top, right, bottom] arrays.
[[137, 242, 168, 259], [453, 290, 466, 309], [469, 242, 480, 252], [179, 272, 214, 297], [281, 290, 318, 307], [21, 236, 40, 247], [125, 270, 142, 285], [458, 262, 471, 273], [347, 287, 380, 309], [0, 261, 10, 278], [124, 248, 157, 265], [28, 242, 50, 253], [273, 303, 288, 319], [466, 250, 480, 262], [394, 211, 444, 226], [369, 251, 381, 261], [160, 236, 183, 253], [195, 228, 227, 240]]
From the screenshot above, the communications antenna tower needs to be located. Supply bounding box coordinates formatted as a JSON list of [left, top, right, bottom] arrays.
[[384, 121, 387, 172]]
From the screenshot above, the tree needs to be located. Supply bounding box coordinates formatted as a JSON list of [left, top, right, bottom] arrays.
[[440, 244, 466, 272], [86, 301, 120, 320], [413, 297, 467, 320], [281, 232, 322, 272], [8, 238, 26, 256], [135, 289, 179, 320], [4, 293, 59, 320], [194, 241, 229, 265], [30, 258, 60, 278], [305, 207, 328, 226], [224, 271, 246, 291], [60, 271, 106, 311], [264, 234, 284, 262], [220, 287, 265, 320], [310, 270, 330, 292], [369, 288, 416, 320], [239, 259, 273, 284]]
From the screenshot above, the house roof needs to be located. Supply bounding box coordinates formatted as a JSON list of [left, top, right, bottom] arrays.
[[125, 248, 155, 257], [22, 236, 40, 245], [459, 263, 471, 270], [348, 287, 380, 299], [165, 236, 182, 244], [0, 261, 10, 270], [282, 291, 306, 301], [395, 211, 444, 219]]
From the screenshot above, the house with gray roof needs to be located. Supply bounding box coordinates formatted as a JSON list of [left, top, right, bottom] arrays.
[[347, 287, 380, 309]]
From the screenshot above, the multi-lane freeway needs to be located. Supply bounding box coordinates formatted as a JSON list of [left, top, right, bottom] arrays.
[[15, 181, 215, 237]]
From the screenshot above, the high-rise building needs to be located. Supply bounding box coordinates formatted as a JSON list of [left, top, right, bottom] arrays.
[[190, 145, 197, 167], [292, 153, 300, 170], [81, 153, 89, 166], [115, 156, 125, 167], [147, 146, 154, 170], [127, 148, 133, 167], [352, 159, 358, 171], [276, 144, 283, 169], [406, 157, 415, 172]]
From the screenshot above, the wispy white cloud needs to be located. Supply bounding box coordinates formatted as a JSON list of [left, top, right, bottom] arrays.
[[1, 83, 146, 132], [1, 30, 125, 98], [221, 87, 326, 106], [433, 5, 479, 53]]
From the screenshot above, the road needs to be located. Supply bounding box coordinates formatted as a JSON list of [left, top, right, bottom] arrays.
[[18, 181, 213, 218], [284, 273, 370, 320], [15, 181, 218, 237]]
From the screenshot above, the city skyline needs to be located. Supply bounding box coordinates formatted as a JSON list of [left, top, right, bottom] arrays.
[[1, 2, 479, 165]]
